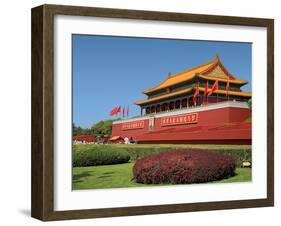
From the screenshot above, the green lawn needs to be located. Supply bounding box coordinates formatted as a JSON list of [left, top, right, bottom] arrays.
[[73, 162, 252, 190]]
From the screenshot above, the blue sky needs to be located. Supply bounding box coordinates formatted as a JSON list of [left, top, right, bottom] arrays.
[[72, 35, 252, 128]]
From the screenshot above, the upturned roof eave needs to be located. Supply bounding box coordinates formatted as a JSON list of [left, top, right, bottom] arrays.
[[135, 87, 193, 106], [143, 57, 218, 94], [136, 86, 251, 106], [198, 74, 248, 85]]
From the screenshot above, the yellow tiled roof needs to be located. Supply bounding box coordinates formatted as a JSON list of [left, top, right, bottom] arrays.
[[198, 74, 248, 84], [197, 87, 252, 97], [143, 55, 247, 94], [135, 87, 193, 105], [143, 60, 214, 94], [135, 86, 251, 106]]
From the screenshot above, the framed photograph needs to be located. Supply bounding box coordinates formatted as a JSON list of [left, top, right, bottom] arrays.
[[31, 4, 274, 221]]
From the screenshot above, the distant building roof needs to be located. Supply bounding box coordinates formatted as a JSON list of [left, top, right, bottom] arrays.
[[73, 134, 95, 142], [109, 136, 123, 141]]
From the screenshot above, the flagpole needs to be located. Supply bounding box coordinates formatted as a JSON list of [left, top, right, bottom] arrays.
[[226, 81, 228, 102], [216, 80, 219, 103], [206, 81, 209, 106], [197, 83, 199, 107]]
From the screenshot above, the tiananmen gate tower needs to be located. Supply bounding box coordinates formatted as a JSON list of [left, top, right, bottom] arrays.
[[112, 55, 252, 144]]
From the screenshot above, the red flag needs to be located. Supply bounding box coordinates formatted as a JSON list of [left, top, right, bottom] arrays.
[[208, 80, 218, 96], [126, 106, 129, 118], [204, 81, 209, 97], [122, 106, 125, 118], [109, 107, 117, 116], [116, 106, 121, 117], [110, 106, 121, 116], [226, 79, 229, 96], [116, 106, 121, 114], [193, 84, 199, 103]]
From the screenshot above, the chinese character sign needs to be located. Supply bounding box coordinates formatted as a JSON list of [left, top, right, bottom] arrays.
[[122, 120, 145, 130], [161, 113, 198, 127]]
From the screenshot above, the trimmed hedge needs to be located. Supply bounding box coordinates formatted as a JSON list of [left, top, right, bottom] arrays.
[[73, 146, 130, 167], [210, 149, 251, 167], [121, 147, 250, 167], [73, 144, 251, 167], [133, 149, 236, 184], [117, 147, 251, 167]]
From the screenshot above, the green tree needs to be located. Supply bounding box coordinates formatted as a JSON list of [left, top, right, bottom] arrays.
[[247, 98, 252, 110], [73, 123, 92, 136], [73, 118, 120, 137], [247, 98, 252, 122], [91, 118, 119, 137]]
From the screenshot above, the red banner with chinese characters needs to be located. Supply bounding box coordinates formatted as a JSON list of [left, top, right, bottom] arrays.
[[161, 113, 198, 127], [122, 120, 145, 130]]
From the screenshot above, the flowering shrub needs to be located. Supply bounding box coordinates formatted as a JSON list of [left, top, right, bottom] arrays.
[[133, 149, 236, 184]]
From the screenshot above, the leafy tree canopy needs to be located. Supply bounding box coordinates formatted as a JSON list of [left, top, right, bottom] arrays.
[[248, 98, 252, 110], [72, 123, 92, 136], [73, 118, 121, 137]]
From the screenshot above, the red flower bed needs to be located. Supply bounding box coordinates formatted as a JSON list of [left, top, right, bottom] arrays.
[[133, 149, 236, 184]]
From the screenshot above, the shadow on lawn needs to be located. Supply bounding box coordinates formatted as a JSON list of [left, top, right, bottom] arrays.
[[103, 171, 115, 175], [97, 175, 112, 179], [72, 171, 92, 183], [97, 171, 116, 179], [73, 170, 117, 183]]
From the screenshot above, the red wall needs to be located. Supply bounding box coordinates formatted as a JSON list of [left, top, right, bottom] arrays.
[[112, 120, 150, 139], [112, 106, 250, 139]]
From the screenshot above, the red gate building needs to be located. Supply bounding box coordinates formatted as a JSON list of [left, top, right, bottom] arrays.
[[112, 55, 252, 144]]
